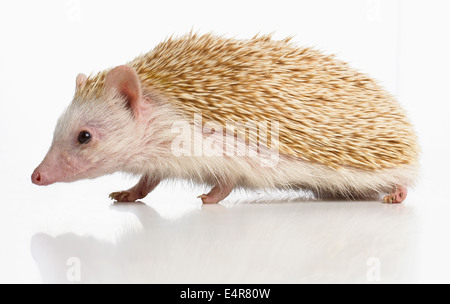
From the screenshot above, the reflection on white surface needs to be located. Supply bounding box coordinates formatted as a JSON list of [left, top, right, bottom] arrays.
[[30, 201, 418, 283]]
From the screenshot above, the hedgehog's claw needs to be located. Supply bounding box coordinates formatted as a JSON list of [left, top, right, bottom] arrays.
[[383, 194, 395, 204], [109, 176, 160, 203], [198, 184, 234, 204], [109, 191, 133, 202]]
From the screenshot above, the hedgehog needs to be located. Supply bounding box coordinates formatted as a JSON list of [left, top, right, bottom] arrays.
[[31, 33, 419, 204]]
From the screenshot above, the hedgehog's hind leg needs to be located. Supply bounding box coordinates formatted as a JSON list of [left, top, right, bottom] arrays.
[[198, 183, 234, 204], [383, 186, 407, 204]]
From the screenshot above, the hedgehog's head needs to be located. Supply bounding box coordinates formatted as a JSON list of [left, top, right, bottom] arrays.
[[31, 65, 153, 186]]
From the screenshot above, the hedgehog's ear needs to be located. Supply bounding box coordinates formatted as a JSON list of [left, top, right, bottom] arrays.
[[76, 73, 87, 90], [104, 65, 144, 119]]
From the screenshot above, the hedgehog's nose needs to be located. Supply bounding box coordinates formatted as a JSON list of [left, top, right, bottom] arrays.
[[31, 169, 48, 186], [31, 170, 41, 185]]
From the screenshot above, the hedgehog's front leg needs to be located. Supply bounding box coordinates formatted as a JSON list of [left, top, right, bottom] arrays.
[[110, 175, 160, 203], [383, 186, 407, 204], [198, 183, 234, 204]]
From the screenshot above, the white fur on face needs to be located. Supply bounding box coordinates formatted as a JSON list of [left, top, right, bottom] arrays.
[[51, 94, 141, 180]]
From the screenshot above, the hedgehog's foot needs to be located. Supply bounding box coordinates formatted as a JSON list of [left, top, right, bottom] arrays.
[[198, 184, 234, 204], [110, 176, 160, 203], [383, 186, 407, 204]]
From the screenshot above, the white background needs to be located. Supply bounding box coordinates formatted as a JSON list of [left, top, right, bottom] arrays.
[[0, 0, 449, 283]]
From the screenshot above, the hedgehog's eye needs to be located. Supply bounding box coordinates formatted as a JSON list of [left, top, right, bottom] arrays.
[[78, 131, 92, 144]]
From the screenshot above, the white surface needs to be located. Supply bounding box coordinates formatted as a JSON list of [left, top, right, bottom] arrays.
[[1, 0, 450, 283]]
